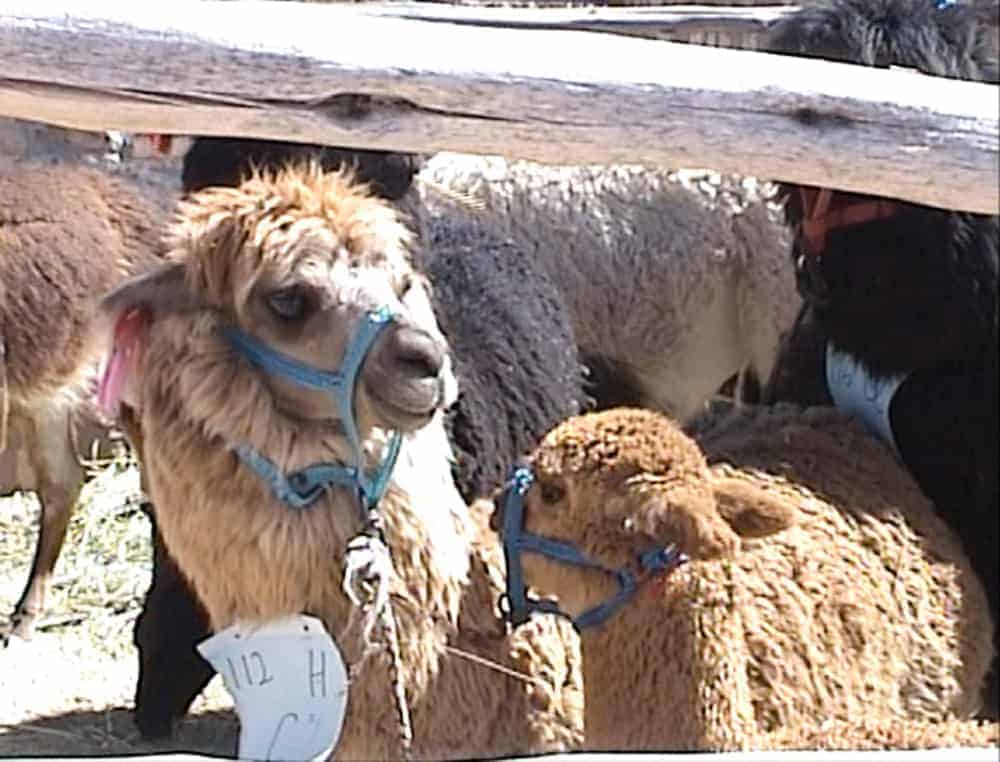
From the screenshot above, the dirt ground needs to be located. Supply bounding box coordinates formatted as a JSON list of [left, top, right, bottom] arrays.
[[0, 466, 237, 759]]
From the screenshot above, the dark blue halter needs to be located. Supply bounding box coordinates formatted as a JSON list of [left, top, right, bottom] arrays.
[[498, 465, 687, 631], [222, 305, 402, 513]]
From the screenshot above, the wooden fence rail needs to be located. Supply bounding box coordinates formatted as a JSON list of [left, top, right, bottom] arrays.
[[361, 2, 797, 37], [0, 0, 997, 214]]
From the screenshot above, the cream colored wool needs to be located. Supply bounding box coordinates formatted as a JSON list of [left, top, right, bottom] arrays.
[[498, 406, 994, 752], [401, 154, 799, 421], [98, 165, 583, 760]]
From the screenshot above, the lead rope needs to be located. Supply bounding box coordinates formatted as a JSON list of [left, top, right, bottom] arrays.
[[342, 501, 413, 760]]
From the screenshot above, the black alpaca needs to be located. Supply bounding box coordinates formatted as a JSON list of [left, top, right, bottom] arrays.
[[763, 0, 999, 717], [179, 137, 424, 201]]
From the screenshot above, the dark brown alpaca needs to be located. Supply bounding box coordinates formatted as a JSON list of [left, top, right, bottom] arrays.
[[0, 163, 162, 642]]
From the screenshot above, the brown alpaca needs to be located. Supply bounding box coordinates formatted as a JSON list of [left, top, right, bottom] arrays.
[[0, 164, 162, 642], [762, 716, 998, 752], [492, 406, 994, 752], [97, 164, 582, 760]]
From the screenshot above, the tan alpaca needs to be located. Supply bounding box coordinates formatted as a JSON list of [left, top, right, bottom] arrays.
[[491, 406, 994, 752], [0, 164, 162, 642], [762, 716, 998, 751], [96, 164, 582, 760]]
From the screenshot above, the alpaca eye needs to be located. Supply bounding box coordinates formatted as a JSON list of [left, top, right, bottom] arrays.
[[539, 481, 565, 504], [267, 286, 312, 322], [399, 273, 414, 297]]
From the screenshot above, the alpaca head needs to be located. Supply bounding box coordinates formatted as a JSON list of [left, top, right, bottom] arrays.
[[174, 137, 426, 201], [100, 163, 456, 460], [769, 0, 997, 81], [767, 0, 998, 366], [491, 409, 801, 626]]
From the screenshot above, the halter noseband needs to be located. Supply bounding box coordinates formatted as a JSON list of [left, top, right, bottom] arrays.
[[498, 465, 687, 631], [223, 305, 402, 514]]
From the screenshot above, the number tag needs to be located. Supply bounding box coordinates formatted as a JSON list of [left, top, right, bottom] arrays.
[[198, 614, 348, 762], [825, 343, 908, 458]]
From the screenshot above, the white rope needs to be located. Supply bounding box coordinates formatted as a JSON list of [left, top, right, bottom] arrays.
[[342, 524, 413, 759]]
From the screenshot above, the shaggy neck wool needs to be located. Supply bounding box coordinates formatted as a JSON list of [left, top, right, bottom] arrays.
[[579, 566, 758, 752]]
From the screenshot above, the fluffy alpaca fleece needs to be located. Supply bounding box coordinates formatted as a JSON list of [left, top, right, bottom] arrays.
[[129, 136, 433, 738], [99, 165, 582, 760], [762, 0, 999, 713], [401, 155, 800, 419], [761, 717, 999, 752], [493, 406, 993, 752], [128, 138, 590, 740], [0, 163, 162, 641]]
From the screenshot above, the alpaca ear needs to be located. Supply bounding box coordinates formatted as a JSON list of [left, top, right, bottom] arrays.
[[99, 261, 199, 325], [624, 487, 741, 561], [708, 468, 798, 539]]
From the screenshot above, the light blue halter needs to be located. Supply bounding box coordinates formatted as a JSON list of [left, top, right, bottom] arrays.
[[222, 305, 402, 513], [498, 465, 688, 631]]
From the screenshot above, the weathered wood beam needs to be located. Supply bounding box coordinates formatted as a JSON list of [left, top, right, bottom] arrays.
[[362, 2, 797, 36], [0, 1, 996, 214]]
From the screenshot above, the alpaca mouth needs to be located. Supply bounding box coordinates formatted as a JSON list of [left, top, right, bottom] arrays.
[[366, 377, 445, 431]]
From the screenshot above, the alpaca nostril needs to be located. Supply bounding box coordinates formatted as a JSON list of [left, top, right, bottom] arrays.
[[387, 327, 445, 380]]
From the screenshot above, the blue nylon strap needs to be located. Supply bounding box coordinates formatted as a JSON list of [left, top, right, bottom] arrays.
[[362, 431, 402, 508], [638, 546, 685, 575], [222, 331, 345, 392], [573, 568, 638, 630], [234, 445, 363, 510], [222, 304, 395, 456], [500, 467, 537, 627], [499, 464, 688, 632], [516, 533, 606, 571], [223, 305, 402, 512]]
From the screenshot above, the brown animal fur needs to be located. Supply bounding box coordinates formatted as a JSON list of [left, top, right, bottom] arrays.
[[98, 164, 582, 760], [762, 717, 998, 751], [0, 164, 161, 640], [495, 406, 994, 752]]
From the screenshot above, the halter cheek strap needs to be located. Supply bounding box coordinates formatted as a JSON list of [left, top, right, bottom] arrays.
[[223, 305, 402, 512]]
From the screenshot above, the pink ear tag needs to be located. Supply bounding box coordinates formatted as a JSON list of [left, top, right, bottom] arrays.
[[97, 306, 150, 418]]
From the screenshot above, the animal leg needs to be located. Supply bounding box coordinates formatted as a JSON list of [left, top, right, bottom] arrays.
[[3, 409, 82, 642], [133, 503, 215, 739]]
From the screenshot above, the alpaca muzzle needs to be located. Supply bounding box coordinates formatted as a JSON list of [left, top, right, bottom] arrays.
[[363, 323, 450, 429]]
